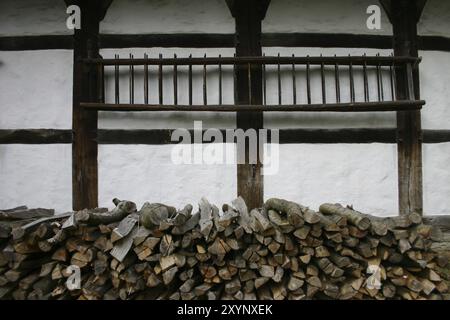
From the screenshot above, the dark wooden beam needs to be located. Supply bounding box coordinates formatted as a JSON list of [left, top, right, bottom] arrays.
[[80, 101, 424, 112], [226, 0, 271, 20], [424, 130, 450, 143], [0, 35, 73, 50], [2, 33, 450, 51], [380, 0, 427, 23], [230, 0, 268, 210], [0, 129, 73, 144], [390, 0, 424, 215], [379, 0, 393, 23], [2, 128, 450, 144], [70, 0, 106, 210], [99, 128, 395, 145], [418, 35, 450, 52], [85, 55, 419, 66]]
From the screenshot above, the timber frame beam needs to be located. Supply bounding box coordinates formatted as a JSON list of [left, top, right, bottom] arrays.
[[2, 33, 450, 51], [227, 0, 271, 210], [68, 0, 112, 210], [1, 128, 450, 145], [381, 0, 427, 215]]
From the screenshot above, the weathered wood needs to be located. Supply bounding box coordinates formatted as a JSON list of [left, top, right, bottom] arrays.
[[0, 198, 448, 300], [319, 204, 370, 230], [2, 128, 450, 145], [389, 0, 423, 216], [0, 208, 53, 221], [139, 203, 176, 229], [2, 33, 450, 52], [232, 0, 265, 211], [82, 101, 423, 112], [71, 0, 104, 211], [0, 223, 12, 239], [266, 198, 307, 227], [12, 212, 72, 240], [75, 200, 136, 226]]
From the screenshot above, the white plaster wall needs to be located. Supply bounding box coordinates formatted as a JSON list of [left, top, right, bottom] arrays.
[[0, 0, 69, 36], [264, 0, 450, 38], [1, 0, 450, 37], [419, 0, 450, 37], [423, 143, 450, 215], [264, 0, 393, 35], [98, 144, 236, 211], [0, 50, 73, 129], [101, 0, 234, 34], [1, 0, 450, 215], [0, 144, 72, 212]]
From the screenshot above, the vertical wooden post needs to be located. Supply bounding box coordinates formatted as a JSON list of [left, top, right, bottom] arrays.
[[71, 1, 106, 210], [386, 0, 425, 215], [227, 0, 270, 210]]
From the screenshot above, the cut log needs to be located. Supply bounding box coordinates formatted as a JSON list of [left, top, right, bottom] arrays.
[[319, 203, 370, 230], [76, 200, 137, 226]]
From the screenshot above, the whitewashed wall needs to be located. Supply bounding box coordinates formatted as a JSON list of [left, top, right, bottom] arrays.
[[0, 0, 449, 216]]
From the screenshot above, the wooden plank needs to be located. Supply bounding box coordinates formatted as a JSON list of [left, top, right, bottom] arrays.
[[71, 1, 102, 211], [231, 0, 269, 211], [1, 34, 449, 51], [390, 0, 424, 215], [11, 212, 73, 240], [2, 128, 450, 145], [0, 35, 73, 50], [85, 55, 419, 66], [0, 129, 72, 144], [80, 100, 424, 112]]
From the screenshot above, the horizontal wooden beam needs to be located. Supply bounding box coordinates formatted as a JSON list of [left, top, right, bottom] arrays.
[[1, 128, 450, 145], [0, 129, 72, 144], [279, 128, 397, 144], [0, 35, 74, 50], [85, 55, 420, 66], [81, 101, 424, 112], [418, 35, 450, 52], [1, 33, 450, 51]]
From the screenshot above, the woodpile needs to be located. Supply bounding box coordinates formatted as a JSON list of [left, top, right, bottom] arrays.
[[0, 198, 449, 300]]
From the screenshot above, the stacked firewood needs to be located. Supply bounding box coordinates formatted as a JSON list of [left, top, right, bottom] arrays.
[[0, 198, 449, 300]]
